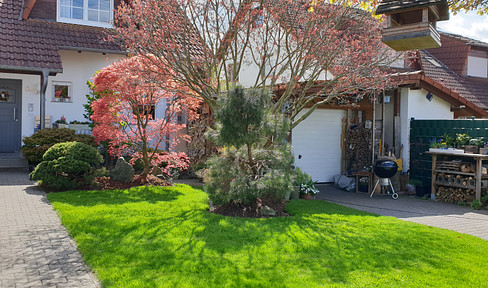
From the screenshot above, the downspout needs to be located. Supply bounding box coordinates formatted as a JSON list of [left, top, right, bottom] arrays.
[[40, 69, 50, 129]]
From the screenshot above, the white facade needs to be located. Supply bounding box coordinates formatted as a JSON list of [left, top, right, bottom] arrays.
[[399, 88, 454, 171], [0, 50, 125, 146]]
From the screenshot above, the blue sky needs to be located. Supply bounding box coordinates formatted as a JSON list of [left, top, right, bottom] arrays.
[[437, 11, 488, 43]]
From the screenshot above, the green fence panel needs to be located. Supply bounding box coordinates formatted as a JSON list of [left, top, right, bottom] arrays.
[[410, 119, 488, 193]]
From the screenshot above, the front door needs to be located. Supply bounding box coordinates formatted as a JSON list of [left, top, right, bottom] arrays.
[[0, 79, 22, 152]]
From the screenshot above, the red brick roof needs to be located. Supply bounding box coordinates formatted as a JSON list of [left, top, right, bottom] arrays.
[[425, 32, 488, 112], [426, 33, 470, 76], [0, 0, 125, 74]]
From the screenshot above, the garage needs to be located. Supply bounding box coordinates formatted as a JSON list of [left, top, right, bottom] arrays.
[[292, 109, 345, 183]]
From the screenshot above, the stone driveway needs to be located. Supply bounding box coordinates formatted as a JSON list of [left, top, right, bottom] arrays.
[[316, 184, 488, 241], [0, 171, 100, 288]]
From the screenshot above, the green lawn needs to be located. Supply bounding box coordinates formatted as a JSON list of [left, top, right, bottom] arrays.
[[48, 185, 488, 287]]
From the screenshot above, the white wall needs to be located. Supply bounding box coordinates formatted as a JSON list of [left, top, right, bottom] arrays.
[[46, 50, 125, 126], [1, 51, 125, 145], [400, 88, 454, 171]]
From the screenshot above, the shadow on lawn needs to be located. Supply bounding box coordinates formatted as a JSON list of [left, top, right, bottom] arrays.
[[51, 186, 485, 287], [48, 185, 183, 207]]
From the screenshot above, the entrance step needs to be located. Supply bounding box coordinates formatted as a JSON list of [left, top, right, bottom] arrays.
[[0, 152, 29, 172]]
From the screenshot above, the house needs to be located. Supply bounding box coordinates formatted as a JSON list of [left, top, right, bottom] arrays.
[[214, 3, 488, 183], [0, 0, 127, 153], [275, 32, 488, 182]]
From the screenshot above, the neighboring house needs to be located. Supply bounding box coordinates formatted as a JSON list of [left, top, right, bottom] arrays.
[[231, 5, 488, 182], [274, 33, 488, 182], [0, 0, 127, 153]]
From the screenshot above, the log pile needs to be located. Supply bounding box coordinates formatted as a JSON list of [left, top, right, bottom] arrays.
[[345, 127, 372, 171], [187, 113, 215, 165], [436, 187, 475, 203]]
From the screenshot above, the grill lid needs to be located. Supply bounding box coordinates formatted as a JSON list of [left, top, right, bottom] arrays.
[[374, 159, 398, 179]]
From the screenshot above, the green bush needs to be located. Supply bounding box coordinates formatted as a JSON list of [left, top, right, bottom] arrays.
[[30, 142, 103, 190], [22, 128, 96, 164], [205, 145, 293, 205], [204, 87, 293, 205]]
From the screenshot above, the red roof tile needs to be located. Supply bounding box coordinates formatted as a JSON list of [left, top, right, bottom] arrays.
[[0, 0, 125, 74]]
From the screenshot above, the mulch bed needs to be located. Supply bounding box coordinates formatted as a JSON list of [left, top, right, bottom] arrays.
[[94, 175, 170, 190], [210, 195, 289, 218]]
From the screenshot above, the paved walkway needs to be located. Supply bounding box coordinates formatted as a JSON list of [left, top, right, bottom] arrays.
[[316, 184, 488, 241], [0, 171, 100, 288]]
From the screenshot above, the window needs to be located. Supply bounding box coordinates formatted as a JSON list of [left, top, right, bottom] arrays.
[[52, 82, 73, 103], [58, 0, 113, 27], [467, 55, 488, 78]]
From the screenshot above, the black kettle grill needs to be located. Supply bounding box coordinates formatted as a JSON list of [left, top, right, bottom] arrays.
[[370, 159, 399, 199]]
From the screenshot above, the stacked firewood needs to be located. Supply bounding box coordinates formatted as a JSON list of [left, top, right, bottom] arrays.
[[345, 127, 372, 171], [436, 186, 475, 203], [187, 113, 215, 165]]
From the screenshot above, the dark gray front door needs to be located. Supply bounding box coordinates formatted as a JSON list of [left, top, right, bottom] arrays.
[[0, 79, 22, 152]]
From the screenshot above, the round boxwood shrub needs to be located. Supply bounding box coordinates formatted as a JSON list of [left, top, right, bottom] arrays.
[[30, 141, 103, 190], [21, 128, 96, 165]]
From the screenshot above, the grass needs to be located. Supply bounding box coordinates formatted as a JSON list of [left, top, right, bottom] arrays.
[[48, 185, 488, 287]]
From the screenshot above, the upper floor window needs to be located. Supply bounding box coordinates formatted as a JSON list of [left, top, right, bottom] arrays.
[[58, 0, 113, 28], [467, 55, 488, 78]]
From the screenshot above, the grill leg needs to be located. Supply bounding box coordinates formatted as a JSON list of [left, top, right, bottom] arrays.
[[389, 179, 398, 200], [370, 179, 380, 198]]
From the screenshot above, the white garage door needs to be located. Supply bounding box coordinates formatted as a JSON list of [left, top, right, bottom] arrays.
[[292, 109, 345, 182]]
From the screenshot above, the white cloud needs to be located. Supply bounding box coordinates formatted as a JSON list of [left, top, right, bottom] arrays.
[[437, 11, 488, 43]]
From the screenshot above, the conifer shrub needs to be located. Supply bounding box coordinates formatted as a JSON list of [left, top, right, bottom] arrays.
[[204, 87, 294, 205], [22, 128, 97, 164], [30, 141, 103, 190]]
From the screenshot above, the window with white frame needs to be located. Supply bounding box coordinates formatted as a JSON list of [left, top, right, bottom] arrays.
[[52, 82, 73, 103], [467, 55, 488, 78], [58, 0, 113, 28]]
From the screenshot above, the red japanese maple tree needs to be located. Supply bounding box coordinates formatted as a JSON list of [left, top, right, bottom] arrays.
[[91, 55, 200, 179]]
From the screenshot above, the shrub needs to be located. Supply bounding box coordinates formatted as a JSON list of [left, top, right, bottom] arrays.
[[205, 145, 293, 205], [22, 128, 96, 164], [204, 87, 293, 205], [30, 142, 103, 190], [470, 200, 482, 210]]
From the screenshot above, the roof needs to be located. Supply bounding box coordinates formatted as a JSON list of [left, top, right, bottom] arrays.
[[0, 0, 125, 74], [390, 50, 488, 117], [425, 32, 488, 111], [376, 0, 449, 20], [420, 50, 488, 110]]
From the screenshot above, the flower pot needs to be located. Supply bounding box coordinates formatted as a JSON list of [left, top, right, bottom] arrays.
[[290, 186, 300, 200], [300, 193, 313, 200], [480, 148, 488, 155], [284, 189, 291, 201], [464, 145, 479, 154]]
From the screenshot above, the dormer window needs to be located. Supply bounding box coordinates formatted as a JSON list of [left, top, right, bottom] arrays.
[[467, 49, 488, 78], [467, 55, 488, 78], [58, 0, 113, 28]]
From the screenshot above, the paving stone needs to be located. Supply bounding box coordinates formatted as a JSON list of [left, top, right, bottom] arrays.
[[316, 184, 488, 241], [0, 171, 100, 288]]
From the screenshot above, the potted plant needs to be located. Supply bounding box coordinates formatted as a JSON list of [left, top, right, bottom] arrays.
[[481, 143, 488, 155], [292, 167, 310, 200], [405, 179, 422, 196], [53, 115, 68, 128], [429, 137, 446, 152], [455, 133, 471, 148], [299, 178, 319, 199]]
